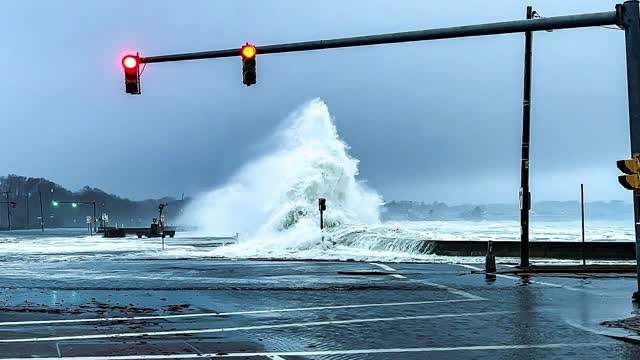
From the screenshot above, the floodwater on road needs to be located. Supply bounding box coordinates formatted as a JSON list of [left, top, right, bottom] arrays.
[[0, 230, 639, 359]]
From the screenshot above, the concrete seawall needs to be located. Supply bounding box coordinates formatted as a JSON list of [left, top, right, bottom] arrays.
[[429, 241, 635, 260]]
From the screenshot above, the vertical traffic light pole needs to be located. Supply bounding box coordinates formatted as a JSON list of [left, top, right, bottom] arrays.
[[620, 0, 640, 301], [520, 6, 534, 268], [319, 198, 326, 230]]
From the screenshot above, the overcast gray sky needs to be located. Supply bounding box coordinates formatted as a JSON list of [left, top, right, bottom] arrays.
[[0, 0, 631, 203]]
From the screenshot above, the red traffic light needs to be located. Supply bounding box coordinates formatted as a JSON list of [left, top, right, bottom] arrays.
[[122, 54, 141, 94], [122, 55, 139, 69], [241, 44, 256, 59]]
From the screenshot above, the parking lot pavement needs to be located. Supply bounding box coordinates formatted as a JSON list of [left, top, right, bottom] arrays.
[[0, 260, 639, 359]]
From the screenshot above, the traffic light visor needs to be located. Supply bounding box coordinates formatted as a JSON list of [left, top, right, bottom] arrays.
[[617, 159, 640, 175], [619, 174, 640, 190]]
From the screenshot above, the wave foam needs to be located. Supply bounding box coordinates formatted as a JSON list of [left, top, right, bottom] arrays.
[[181, 99, 385, 258]]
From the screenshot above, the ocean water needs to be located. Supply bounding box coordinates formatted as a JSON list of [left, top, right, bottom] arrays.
[[1, 100, 633, 264], [0, 219, 632, 264]]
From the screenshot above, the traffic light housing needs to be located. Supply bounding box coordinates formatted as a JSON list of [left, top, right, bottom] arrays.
[[617, 155, 640, 190], [241, 43, 257, 86], [122, 54, 141, 95], [319, 198, 327, 212], [9, 201, 16, 208]]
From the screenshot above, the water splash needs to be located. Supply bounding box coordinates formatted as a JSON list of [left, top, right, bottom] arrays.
[[181, 99, 383, 255]]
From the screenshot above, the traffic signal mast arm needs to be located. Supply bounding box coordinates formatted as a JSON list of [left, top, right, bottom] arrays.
[[123, 10, 617, 94], [137, 11, 617, 65]]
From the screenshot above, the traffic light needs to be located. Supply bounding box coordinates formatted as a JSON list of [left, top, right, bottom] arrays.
[[617, 155, 640, 190], [241, 43, 257, 86], [71, 203, 78, 208], [122, 54, 141, 95], [52, 201, 59, 207], [319, 198, 327, 212]]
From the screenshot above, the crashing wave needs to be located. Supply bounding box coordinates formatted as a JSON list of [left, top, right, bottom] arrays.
[[180, 98, 400, 257]]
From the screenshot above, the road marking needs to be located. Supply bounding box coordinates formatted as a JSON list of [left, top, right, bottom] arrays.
[[565, 320, 640, 343], [369, 262, 407, 278], [0, 298, 482, 327], [0, 311, 511, 343], [456, 264, 603, 295], [418, 279, 486, 301], [368, 263, 485, 300], [369, 262, 398, 272], [265, 356, 286, 360], [0, 342, 608, 359], [182, 342, 206, 358]]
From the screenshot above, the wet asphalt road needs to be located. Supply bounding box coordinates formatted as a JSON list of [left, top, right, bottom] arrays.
[[1, 258, 640, 359]]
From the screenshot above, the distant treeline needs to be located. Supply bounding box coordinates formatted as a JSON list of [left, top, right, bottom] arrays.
[[1, 174, 631, 229], [0, 174, 188, 230], [382, 200, 633, 221]]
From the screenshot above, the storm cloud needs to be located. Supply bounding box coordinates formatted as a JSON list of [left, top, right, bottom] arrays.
[[0, 0, 629, 203]]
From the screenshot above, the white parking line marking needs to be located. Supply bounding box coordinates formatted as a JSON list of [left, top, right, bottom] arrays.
[[0, 311, 511, 343], [265, 356, 286, 360], [418, 280, 486, 301], [368, 263, 485, 300], [0, 298, 482, 327], [370, 262, 407, 278], [456, 264, 603, 295], [369, 263, 397, 272], [0, 342, 608, 359]]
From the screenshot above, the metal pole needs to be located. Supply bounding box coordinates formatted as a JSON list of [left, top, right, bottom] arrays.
[[93, 202, 96, 235], [140, 11, 617, 64], [319, 198, 326, 230], [38, 190, 44, 232], [620, 0, 640, 302], [5, 191, 11, 231], [520, 6, 533, 268], [581, 183, 586, 266], [26, 194, 30, 229]]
